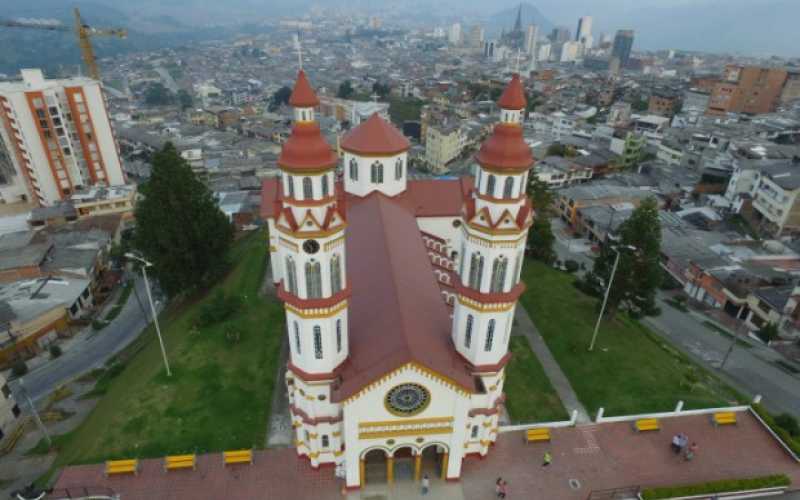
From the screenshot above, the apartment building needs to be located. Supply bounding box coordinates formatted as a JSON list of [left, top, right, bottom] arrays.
[[707, 65, 788, 116], [425, 123, 465, 173], [750, 159, 800, 236], [0, 69, 126, 206]]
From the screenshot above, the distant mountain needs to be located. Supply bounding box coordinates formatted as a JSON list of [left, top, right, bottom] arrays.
[[486, 3, 555, 39]]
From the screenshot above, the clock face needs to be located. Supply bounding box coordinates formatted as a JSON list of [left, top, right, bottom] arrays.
[[385, 383, 431, 416], [302, 239, 320, 254]]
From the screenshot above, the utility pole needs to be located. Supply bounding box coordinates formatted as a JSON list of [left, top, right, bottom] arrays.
[[18, 379, 51, 447], [125, 253, 171, 377], [589, 244, 637, 351]]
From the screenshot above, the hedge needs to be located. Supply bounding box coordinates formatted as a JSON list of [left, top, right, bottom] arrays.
[[641, 474, 790, 499], [752, 403, 800, 457]]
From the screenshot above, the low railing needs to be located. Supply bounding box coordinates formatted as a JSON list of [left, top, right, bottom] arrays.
[[586, 485, 641, 500]]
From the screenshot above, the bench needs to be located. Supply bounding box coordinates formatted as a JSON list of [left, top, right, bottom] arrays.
[[525, 428, 551, 442], [164, 454, 196, 471], [105, 459, 138, 476], [223, 449, 253, 466], [634, 418, 660, 432], [713, 412, 737, 426]]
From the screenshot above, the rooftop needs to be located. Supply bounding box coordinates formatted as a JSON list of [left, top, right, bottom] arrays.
[[340, 113, 410, 156]]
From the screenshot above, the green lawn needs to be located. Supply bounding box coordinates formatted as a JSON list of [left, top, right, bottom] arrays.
[[388, 97, 425, 125], [49, 231, 284, 466], [519, 260, 741, 416], [504, 335, 569, 423]]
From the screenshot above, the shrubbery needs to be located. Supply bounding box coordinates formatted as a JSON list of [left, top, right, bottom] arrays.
[[49, 344, 63, 359], [198, 290, 243, 327], [752, 403, 800, 456], [641, 474, 790, 499], [564, 260, 579, 273]]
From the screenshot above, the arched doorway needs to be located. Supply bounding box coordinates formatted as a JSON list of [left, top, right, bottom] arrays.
[[420, 444, 449, 480], [392, 446, 415, 482], [362, 449, 388, 485]]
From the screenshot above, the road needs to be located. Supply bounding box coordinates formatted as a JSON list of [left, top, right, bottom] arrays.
[[645, 296, 800, 418], [154, 66, 180, 93], [10, 275, 164, 402]]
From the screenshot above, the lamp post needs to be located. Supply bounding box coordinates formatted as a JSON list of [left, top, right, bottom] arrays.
[[18, 378, 50, 447], [125, 253, 171, 377], [588, 244, 637, 352]]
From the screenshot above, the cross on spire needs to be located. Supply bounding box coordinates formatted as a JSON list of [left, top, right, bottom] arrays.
[[294, 33, 303, 71]]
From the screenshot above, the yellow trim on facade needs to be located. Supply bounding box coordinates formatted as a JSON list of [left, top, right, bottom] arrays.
[[309, 433, 318, 439], [480, 439, 492, 446], [359, 416, 454, 429], [332, 431, 341, 437], [269, 245, 277, 252], [308, 452, 320, 459], [466, 220, 531, 237], [359, 426, 454, 440], [276, 223, 348, 240], [324, 235, 346, 251], [334, 450, 344, 457], [482, 421, 492, 428], [463, 230, 526, 248], [342, 361, 470, 405], [279, 237, 299, 251], [457, 295, 515, 312], [285, 300, 348, 319]]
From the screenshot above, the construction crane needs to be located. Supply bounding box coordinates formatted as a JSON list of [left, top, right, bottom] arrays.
[[0, 8, 126, 81]]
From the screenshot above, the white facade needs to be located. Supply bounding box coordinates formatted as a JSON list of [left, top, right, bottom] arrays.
[[0, 69, 126, 206], [525, 25, 539, 56], [344, 151, 408, 198]]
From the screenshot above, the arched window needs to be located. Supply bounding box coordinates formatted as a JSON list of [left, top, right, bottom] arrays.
[[490, 256, 508, 293], [370, 161, 383, 183], [330, 254, 342, 294], [285, 256, 297, 294], [503, 177, 514, 198], [484, 319, 495, 351], [294, 322, 301, 354], [486, 174, 496, 197], [321, 174, 329, 198], [349, 158, 358, 181], [469, 252, 484, 289], [465, 314, 473, 348], [305, 260, 322, 298], [471, 425, 479, 439], [336, 319, 342, 353], [287, 175, 295, 198], [475, 168, 481, 188], [321, 435, 330, 448], [514, 253, 523, 284], [520, 173, 528, 197], [395, 158, 403, 180], [313, 325, 323, 359], [302, 177, 313, 199], [459, 242, 467, 278]]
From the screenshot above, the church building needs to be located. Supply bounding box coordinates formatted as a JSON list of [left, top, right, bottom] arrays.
[[260, 69, 535, 489]]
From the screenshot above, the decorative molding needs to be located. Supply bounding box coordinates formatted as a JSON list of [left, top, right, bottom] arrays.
[[360, 416, 454, 429], [341, 361, 471, 405], [359, 426, 454, 440], [285, 300, 348, 319]]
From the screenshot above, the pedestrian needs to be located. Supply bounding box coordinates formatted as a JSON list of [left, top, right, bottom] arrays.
[[684, 442, 698, 461], [495, 477, 504, 498], [499, 479, 508, 498], [670, 434, 681, 454], [542, 451, 552, 467], [421, 474, 430, 495], [678, 433, 689, 453]]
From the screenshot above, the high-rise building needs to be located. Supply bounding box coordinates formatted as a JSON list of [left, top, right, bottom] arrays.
[[575, 16, 593, 48], [467, 25, 485, 49], [611, 30, 635, 69], [707, 65, 789, 115], [0, 69, 126, 206], [525, 25, 539, 56], [483, 40, 496, 59], [550, 27, 571, 44], [448, 23, 462, 45]]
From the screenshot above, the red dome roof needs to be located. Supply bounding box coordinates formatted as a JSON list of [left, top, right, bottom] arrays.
[[498, 73, 527, 110], [289, 70, 320, 107], [475, 123, 534, 172], [278, 123, 338, 171], [341, 113, 410, 156]]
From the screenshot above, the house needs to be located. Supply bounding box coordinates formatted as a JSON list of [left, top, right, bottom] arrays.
[[533, 156, 592, 188], [750, 159, 800, 236]]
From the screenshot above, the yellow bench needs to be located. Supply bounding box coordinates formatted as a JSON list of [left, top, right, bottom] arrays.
[[713, 412, 737, 426], [164, 454, 196, 471], [105, 459, 138, 476], [525, 428, 551, 442], [223, 449, 253, 466], [634, 418, 660, 432]]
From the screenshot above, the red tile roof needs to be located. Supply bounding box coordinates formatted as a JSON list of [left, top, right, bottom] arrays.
[[498, 73, 527, 110], [260, 177, 280, 218], [331, 193, 475, 402], [288, 70, 319, 107], [394, 178, 472, 217], [277, 123, 338, 172], [475, 123, 534, 173], [340, 113, 410, 156]]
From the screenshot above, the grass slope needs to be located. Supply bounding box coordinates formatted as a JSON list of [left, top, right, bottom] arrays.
[[504, 335, 569, 423], [52, 231, 283, 466], [519, 260, 741, 416]]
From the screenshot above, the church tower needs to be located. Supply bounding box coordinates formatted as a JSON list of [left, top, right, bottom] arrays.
[[274, 70, 349, 468], [453, 74, 534, 452]]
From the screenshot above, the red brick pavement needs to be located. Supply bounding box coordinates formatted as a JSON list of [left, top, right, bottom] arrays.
[[53, 412, 799, 499]]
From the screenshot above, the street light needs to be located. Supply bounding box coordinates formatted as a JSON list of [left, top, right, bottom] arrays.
[[17, 378, 51, 448], [588, 244, 637, 352], [125, 252, 171, 377]]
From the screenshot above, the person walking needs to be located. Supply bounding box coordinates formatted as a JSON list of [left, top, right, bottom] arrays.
[[684, 442, 698, 461], [499, 479, 508, 498], [542, 451, 552, 467], [495, 478, 504, 498], [421, 474, 430, 495]]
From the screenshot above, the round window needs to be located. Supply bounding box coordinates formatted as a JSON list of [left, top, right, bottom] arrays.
[[384, 383, 431, 417], [303, 239, 320, 254]]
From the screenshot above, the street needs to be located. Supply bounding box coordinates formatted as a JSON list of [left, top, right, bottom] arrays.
[[9, 275, 164, 402]]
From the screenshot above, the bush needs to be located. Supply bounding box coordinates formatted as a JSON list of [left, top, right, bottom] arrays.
[[641, 475, 790, 500], [92, 319, 108, 331], [11, 359, 28, 378], [573, 273, 602, 298], [757, 323, 779, 343], [752, 403, 800, 456], [49, 344, 63, 359], [564, 260, 579, 273], [774, 413, 800, 438], [198, 290, 243, 327]]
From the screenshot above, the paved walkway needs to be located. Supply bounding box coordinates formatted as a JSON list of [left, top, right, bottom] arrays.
[[53, 412, 800, 499], [513, 305, 591, 424]]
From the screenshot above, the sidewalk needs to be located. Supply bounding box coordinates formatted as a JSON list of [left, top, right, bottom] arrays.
[[513, 305, 591, 424]]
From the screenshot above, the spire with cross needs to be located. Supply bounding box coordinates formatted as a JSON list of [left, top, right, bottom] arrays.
[[294, 32, 303, 71]]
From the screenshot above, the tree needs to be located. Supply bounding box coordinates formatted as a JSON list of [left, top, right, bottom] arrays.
[[527, 178, 554, 217], [177, 89, 193, 110], [590, 197, 662, 319], [546, 143, 566, 157], [134, 143, 234, 297], [271, 86, 292, 108], [757, 322, 779, 343], [144, 82, 174, 106], [337, 80, 355, 99], [527, 217, 556, 265], [372, 82, 390, 98]]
